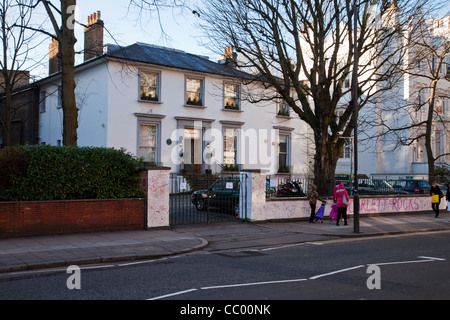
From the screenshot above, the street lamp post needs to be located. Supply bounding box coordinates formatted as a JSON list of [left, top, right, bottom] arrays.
[[352, 1, 360, 234]]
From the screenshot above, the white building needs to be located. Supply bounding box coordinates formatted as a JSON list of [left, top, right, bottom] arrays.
[[36, 12, 311, 177], [36, 10, 449, 182], [373, 13, 450, 180]]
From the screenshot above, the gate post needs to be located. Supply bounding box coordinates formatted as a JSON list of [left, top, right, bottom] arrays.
[[147, 167, 171, 229], [240, 170, 267, 222]]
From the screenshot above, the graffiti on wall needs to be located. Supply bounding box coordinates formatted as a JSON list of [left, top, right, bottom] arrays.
[[346, 196, 444, 214]]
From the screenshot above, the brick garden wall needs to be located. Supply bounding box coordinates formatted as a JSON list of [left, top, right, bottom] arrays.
[[0, 198, 145, 238]]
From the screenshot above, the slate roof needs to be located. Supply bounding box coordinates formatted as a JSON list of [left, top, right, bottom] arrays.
[[105, 42, 253, 80]]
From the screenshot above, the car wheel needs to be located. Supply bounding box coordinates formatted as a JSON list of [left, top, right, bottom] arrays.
[[195, 199, 206, 211]]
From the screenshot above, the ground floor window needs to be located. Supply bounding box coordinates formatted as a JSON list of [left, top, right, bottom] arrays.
[[223, 128, 238, 169], [278, 134, 290, 173], [139, 124, 158, 164]]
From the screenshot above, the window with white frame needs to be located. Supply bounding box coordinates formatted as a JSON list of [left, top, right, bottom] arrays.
[[336, 109, 351, 159], [185, 77, 204, 106], [436, 98, 443, 114], [140, 71, 160, 102], [224, 83, 240, 110], [341, 141, 352, 159], [277, 97, 290, 116], [278, 134, 290, 173], [416, 138, 425, 162], [138, 123, 158, 164], [223, 128, 238, 169]]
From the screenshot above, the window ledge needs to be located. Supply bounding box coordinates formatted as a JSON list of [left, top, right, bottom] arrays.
[[222, 108, 243, 113], [138, 99, 163, 105], [276, 114, 291, 119], [184, 104, 206, 109]]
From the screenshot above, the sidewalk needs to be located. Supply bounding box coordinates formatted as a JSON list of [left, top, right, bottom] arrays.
[[0, 212, 449, 274]]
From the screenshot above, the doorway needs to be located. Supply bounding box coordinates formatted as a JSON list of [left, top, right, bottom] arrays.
[[183, 127, 202, 174]]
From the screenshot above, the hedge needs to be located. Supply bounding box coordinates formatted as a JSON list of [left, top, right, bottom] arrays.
[[0, 145, 145, 201]]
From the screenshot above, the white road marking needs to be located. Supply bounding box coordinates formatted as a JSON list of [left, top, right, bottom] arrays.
[[309, 265, 365, 280], [417, 256, 446, 261], [201, 278, 308, 290], [252, 242, 323, 252], [147, 289, 198, 300], [147, 255, 446, 300]]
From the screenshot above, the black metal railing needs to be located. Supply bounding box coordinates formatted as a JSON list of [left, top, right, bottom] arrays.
[[169, 171, 247, 226], [265, 176, 433, 199]]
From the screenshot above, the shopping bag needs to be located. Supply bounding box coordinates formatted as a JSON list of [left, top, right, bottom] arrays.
[[314, 204, 326, 220], [342, 195, 349, 205], [329, 204, 338, 220], [431, 194, 440, 203]]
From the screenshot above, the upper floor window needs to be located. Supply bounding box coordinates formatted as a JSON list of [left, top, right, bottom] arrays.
[[224, 83, 240, 110], [277, 97, 290, 116], [186, 77, 204, 106], [140, 71, 160, 102]]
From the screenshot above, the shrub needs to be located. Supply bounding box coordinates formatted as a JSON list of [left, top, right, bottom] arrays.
[[2, 145, 145, 201], [0, 147, 29, 200]]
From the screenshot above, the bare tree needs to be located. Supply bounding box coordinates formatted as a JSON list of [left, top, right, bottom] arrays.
[[127, 0, 193, 44], [375, 12, 449, 182], [0, 0, 42, 146], [195, 0, 429, 191], [33, 0, 78, 146]]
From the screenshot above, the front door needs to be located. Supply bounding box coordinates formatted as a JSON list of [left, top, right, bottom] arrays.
[[183, 128, 202, 174]]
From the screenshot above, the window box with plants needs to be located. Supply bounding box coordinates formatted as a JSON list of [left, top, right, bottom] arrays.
[[277, 108, 290, 117], [223, 164, 239, 172], [277, 166, 290, 173], [224, 101, 240, 110], [140, 92, 159, 102], [186, 96, 203, 106]]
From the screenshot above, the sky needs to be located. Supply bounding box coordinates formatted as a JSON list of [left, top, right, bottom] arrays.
[[23, 0, 450, 80], [30, 0, 215, 79]]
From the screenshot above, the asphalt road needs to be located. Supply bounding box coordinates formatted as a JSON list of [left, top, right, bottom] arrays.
[[0, 231, 448, 306]]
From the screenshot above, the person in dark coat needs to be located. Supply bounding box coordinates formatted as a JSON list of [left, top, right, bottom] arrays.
[[446, 183, 450, 211], [430, 182, 442, 218], [307, 185, 325, 223]]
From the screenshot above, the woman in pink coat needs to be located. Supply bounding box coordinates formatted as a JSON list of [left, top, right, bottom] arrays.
[[333, 182, 349, 226]]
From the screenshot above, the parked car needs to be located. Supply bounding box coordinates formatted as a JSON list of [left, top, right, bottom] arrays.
[[372, 180, 409, 195], [342, 179, 408, 195], [387, 179, 431, 194], [191, 178, 240, 215]]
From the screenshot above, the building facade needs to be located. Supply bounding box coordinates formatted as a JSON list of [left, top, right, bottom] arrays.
[[36, 12, 311, 176]]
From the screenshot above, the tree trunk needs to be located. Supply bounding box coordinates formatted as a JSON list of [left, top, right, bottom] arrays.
[[312, 106, 341, 196], [61, 0, 78, 146]]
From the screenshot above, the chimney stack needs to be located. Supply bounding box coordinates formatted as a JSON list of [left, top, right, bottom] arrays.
[[84, 11, 104, 62], [49, 37, 61, 75], [219, 46, 238, 68]]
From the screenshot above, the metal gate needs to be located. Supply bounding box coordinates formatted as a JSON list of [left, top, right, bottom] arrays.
[[169, 172, 248, 226]]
